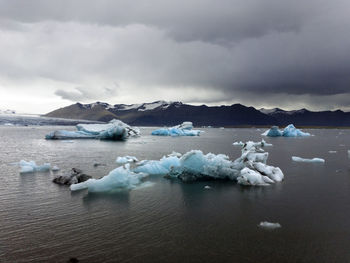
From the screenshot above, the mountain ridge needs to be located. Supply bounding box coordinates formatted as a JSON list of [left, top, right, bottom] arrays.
[[45, 101, 350, 127]]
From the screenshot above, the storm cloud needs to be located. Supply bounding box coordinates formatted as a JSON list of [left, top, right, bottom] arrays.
[[0, 0, 349, 113]]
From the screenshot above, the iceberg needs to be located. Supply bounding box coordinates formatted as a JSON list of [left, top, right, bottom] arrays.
[[292, 156, 325, 163], [262, 124, 310, 137], [134, 140, 284, 186], [151, 122, 202, 136], [258, 221, 281, 229], [45, 119, 140, 140], [116, 156, 138, 164], [18, 160, 51, 174], [70, 164, 148, 192]]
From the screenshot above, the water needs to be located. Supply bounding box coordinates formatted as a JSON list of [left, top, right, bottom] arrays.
[[1, 126, 350, 262]]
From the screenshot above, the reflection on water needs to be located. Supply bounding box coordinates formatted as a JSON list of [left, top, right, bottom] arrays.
[[0, 126, 350, 262]]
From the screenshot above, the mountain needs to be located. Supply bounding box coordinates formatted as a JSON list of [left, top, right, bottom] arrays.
[[46, 101, 275, 126], [45, 101, 350, 127], [259, 108, 350, 126]]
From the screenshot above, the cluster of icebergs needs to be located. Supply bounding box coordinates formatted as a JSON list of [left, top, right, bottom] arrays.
[[69, 139, 284, 193], [45, 119, 140, 140], [17, 160, 59, 174], [151, 122, 202, 136], [262, 124, 310, 137]]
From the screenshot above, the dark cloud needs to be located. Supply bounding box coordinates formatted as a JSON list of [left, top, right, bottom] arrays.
[[0, 0, 350, 112]]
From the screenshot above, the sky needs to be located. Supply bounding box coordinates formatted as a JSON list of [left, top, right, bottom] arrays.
[[0, 0, 350, 113]]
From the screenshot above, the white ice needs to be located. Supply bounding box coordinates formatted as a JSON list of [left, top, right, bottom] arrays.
[[151, 122, 202, 136], [116, 156, 138, 164], [135, 140, 284, 186], [328, 151, 337, 154], [348, 150, 350, 159], [292, 156, 325, 163], [52, 165, 60, 171], [258, 221, 281, 229], [70, 164, 148, 192], [263, 124, 310, 137], [46, 119, 140, 140], [19, 160, 51, 174], [204, 185, 211, 189]]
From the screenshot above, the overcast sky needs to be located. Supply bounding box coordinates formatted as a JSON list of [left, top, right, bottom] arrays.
[[0, 0, 350, 113]]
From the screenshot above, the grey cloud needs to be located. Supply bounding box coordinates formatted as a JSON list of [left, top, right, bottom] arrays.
[[0, 0, 350, 111]]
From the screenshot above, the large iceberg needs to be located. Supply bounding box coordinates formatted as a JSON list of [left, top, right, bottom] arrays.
[[70, 164, 148, 192], [18, 160, 51, 174], [262, 124, 310, 137], [151, 122, 202, 136], [45, 119, 140, 140], [134, 140, 284, 186]]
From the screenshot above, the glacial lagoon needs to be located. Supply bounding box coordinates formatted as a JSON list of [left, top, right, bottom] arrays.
[[1, 126, 350, 262]]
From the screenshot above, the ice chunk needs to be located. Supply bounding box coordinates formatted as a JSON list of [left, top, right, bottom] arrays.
[[19, 160, 51, 174], [135, 140, 284, 186], [204, 185, 211, 189], [348, 150, 350, 159], [258, 221, 281, 229], [70, 164, 148, 192], [263, 124, 310, 137], [151, 122, 202, 136], [116, 156, 138, 164], [292, 156, 325, 163], [328, 151, 337, 154], [52, 165, 60, 171], [45, 119, 140, 140]]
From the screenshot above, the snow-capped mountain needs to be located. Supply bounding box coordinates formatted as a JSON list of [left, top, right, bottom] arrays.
[[45, 101, 350, 126]]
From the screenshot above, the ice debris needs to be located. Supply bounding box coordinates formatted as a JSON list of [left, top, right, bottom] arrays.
[[53, 168, 91, 185], [70, 164, 148, 192], [348, 150, 350, 159], [116, 156, 138, 164], [262, 124, 310, 137], [134, 140, 284, 186], [52, 165, 60, 171], [45, 119, 140, 140], [258, 221, 281, 229], [204, 185, 211, 189], [328, 151, 337, 154], [292, 156, 325, 163], [19, 160, 51, 174], [151, 122, 202, 136]]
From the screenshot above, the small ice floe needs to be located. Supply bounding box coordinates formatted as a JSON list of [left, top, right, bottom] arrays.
[[258, 221, 281, 229], [233, 139, 272, 147], [116, 156, 139, 164], [348, 150, 350, 159], [4, 123, 14, 126], [262, 124, 310, 137], [52, 165, 60, 171], [292, 156, 325, 163], [339, 144, 346, 147], [18, 160, 51, 174], [328, 151, 337, 154], [151, 122, 202, 136], [45, 119, 140, 141], [61, 140, 74, 143], [204, 185, 211, 189]]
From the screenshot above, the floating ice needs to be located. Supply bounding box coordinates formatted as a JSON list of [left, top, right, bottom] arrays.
[[18, 160, 51, 174], [348, 150, 350, 159], [52, 165, 60, 171], [258, 221, 281, 229], [45, 119, 140, 140], [135, 140, 283, 186], [328, 151, 337, 154], [70, 164, 148, 192], [292, 156, 325, 163], [116, 156, 138, 164], [151, 122, 202, 136], [263, 124, 310, 137], [204, 185, 211, 189], [233, 139, 272, 147]]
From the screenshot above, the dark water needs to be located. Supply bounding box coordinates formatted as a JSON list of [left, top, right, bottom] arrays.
[[1, 126, 350, 263]]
